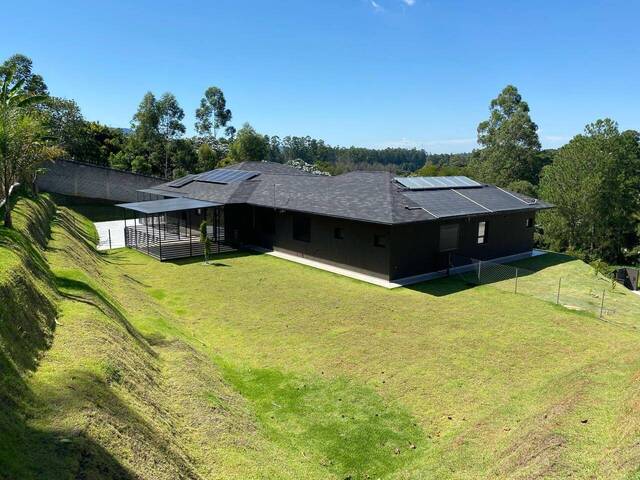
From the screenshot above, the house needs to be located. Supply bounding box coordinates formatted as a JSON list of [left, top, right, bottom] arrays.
[[117, 161, 552, 286]]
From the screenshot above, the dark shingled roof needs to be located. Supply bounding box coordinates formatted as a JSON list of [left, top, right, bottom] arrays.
[[145, 161, 552, 225]]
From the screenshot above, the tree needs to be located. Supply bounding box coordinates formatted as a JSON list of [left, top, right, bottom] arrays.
[[224, 125, 236, 140], [195, 87, 232, 139], [469, 85, 541, 185], [0, 67, 50, 227], [197, 143, 223, 172], [41, 97, 87, 159], [0, 54, 48, 96], [157, 93, 185, 178], [539, 119, 640, 262], [226, 123, 268, 163], [132, 92, 160, 141], [127, 92, 185, 177]]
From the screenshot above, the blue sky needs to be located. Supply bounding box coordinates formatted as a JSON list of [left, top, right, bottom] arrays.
[[2, 0, 638, 153]]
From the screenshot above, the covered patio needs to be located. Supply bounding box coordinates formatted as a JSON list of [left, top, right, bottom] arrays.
[[117, 197, 235, 261]]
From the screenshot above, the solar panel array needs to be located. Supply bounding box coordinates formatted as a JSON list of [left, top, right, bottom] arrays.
[[394, 176, 481, 190], [197, 169, 260, 184], [404, 189, 488, 218], [402, 185, 539, 219], [167, 174, 198, 188]]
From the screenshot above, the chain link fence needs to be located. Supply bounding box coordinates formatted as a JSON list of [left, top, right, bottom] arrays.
[[450, 254, 622, 319]]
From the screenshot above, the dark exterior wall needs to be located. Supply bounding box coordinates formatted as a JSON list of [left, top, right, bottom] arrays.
[[225, 205, 536, 281], [227, 205, 391, 279], [37, 159, 164, 202], [389, 211, 536, 280]]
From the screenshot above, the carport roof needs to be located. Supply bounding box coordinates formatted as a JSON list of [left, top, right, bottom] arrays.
[[116, 197, 221, 214]]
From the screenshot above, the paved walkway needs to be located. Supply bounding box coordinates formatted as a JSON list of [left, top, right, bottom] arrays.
[[94, 220, 126, 250]]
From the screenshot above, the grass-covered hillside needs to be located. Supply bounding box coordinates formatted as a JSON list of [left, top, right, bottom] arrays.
[[2, 195, 640, 479]]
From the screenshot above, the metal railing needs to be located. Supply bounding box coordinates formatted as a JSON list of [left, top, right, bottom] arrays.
[[124, 223, 234, 261]]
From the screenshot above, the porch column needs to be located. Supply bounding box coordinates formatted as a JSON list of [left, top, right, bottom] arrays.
[[216, 207, 220, 253], [158, 211, 163, 260], [123, 209, 127, 247], [188, 209, 192, 256], [145, 214, 150, 255]]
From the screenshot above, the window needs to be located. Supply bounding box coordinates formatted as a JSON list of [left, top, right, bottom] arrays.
[[439, 224, 459, 252], [526, 217, 534, 228], [292, 215, 310, 242], [477, 221, 488, 244], [334, 227, 344, 240], [374, 234, 386, 248]]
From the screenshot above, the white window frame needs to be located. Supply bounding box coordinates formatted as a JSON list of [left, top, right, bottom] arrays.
[[477, 221, 487, 245]]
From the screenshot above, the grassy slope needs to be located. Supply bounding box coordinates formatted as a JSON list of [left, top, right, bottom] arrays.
[[0, 198, 317, 479], [3, 196, 640, 479], [99, 249, 640, 479]]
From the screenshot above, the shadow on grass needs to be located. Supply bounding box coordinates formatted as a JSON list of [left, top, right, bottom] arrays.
[[406, 276, 475, 297], [0, 405, 137, 480], [406, 253, 577, 297], [166, 248, 257, 266], [508, 252, 575, 272], [54, 274, 156, 358], [1, 364, 188, 479]]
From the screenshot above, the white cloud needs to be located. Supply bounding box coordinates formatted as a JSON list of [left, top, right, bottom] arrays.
[[370, 0, 384, 11], [402, 0, 416, 5]]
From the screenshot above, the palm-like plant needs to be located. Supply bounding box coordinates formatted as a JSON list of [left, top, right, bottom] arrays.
[[0, 67, 48, 227]]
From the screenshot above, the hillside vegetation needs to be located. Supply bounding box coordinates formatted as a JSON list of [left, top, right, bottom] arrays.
[[0, 196, 313, 479], [2, 195, 640, 479]]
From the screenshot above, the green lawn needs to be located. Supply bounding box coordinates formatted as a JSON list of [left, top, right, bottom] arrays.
[[4, 196, 640, 479], [96, 247, 640, 479]]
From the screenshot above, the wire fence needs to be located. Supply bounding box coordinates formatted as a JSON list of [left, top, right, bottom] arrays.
[[450, 254, 622, 319]]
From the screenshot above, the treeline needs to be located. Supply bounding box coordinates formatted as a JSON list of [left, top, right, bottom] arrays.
[[2, 53, 640, 266], [459, 85, 640, 266], [0, 55, 468, 178]]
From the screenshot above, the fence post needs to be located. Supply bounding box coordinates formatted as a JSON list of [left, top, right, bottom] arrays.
[[514, 267, 518, 294], [188, 210, 193, 257], [600, 289, 605, 319], [108, 229, 112, 250], [159, 223, 163, 260], [556, 277, 562, 305], [477, 260, 482, 283]]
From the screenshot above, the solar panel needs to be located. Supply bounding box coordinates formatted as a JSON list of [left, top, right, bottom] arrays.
[[403, 189, 487, 218], [394, 176, 481, 190], [197, 169, 260, 184], [167, 174, 198, 188]]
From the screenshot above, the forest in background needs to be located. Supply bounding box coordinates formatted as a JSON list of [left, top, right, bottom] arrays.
[[1, 53, 639, 267]]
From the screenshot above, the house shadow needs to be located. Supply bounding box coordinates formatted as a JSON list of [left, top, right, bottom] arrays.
[[405, 252, 577, 297], [406, 276, 475, 297], [507, 251, 575, 272]]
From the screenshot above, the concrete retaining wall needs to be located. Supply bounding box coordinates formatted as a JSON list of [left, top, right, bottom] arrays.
[[37, 159, 164, 203]]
